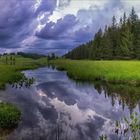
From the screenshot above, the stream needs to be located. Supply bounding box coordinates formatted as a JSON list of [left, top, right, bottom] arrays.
[[0, 67, 140, 140]]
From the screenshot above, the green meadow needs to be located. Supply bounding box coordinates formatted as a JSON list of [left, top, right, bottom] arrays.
[[0, 55, 48, 89], [50, 59, 140, 85], [2, 55, 140, 88]]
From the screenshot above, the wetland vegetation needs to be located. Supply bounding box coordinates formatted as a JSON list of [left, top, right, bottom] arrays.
[[50, 59, 140, 85], [0, 54, 47, 89], [0, 102, 21, 129], [0, 53, 47, 130]]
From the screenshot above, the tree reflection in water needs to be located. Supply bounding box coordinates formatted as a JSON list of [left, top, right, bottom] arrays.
[[93, 82, 140, 114]]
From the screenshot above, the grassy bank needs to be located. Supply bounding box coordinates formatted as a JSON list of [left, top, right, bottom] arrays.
[[0, 55, 47, 130], [0, 102, 21, 129], [0, 55, 48, 89], [50, 59, 140, 85]]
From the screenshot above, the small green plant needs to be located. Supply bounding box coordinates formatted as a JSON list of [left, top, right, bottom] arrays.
[[0, 102, 21, 129], [100, 112, 140, 140], [115, 112, 140, 140], [12, 75, 35, 88], [99, 134, 108, 140]]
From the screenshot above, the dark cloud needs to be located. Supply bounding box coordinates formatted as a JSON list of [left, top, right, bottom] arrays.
[[23, 37, 77, 55], [36, 14, 77, 40], [0, 0, 35, 48], [0, 0, 34, 36], [34, 0, 123, 54], [35, 0, 56, 15], [73, 26, 94, 43], [0, 0, 57, 49], [0, 0, 133, 54]]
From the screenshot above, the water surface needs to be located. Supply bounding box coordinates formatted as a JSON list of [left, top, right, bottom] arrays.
[[0, 67, 140, 140]]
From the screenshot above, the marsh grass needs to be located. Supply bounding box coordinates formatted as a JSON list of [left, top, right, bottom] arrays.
[[50, 59, 140, 85], [0, 102, 21, 129], [0, 55, 47, 89]]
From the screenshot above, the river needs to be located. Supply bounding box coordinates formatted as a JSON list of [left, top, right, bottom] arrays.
[[0, 67, 140, 140]]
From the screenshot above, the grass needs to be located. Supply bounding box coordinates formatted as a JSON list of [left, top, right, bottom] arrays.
[[0, 55, 47, 129], [50, 59, 140, 85], [0, 55, 48, 89], [0, 102, 21, 129]]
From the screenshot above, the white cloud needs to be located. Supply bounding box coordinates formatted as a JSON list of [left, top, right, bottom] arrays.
[[34, 0, 42, 11], [121, 0, 140, 17], [49, 0, 109, 22], [20, 36, 38, 51]]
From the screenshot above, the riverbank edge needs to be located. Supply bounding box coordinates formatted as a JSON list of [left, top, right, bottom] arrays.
[[49, 59, 140, 86], [0, 57, 48, 90]]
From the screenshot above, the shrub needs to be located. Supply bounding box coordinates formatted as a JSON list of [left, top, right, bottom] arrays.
[[0, 102, 21, 129]]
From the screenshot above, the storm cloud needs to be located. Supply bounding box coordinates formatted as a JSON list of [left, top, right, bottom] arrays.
[[0, 0, 56, 49], [0, 0, 140, 54], [36, 14, 78, 40], [0, 0, 35, 47]]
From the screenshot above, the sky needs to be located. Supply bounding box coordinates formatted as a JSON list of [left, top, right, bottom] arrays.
[[0, 0, 140, 55]]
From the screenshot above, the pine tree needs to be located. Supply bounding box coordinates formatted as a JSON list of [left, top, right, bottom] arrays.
[[123, 12, 127, 25], [120, 17, 123, 26], [100, 32, 113, 59], [111, 16, 118, 56], [64, 7, 140, 60], [129, 7, 138, 26], [134, 21, 140, 59], [129, 7, 139, 57], [94, 28, 103, 59], [119, 26, 132, 57]]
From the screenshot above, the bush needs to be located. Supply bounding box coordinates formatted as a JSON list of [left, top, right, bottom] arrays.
[[0, 102, 21, 129]]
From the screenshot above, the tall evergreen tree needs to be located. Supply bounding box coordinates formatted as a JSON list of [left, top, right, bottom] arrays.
[[134, 21, 140, 59], [129, 7, 138, 26], [119, 26, 132, 57], [123, 12, 127, 25], [129, 7, 139, 57], [111, 16, 118, 56], [64, 7, 140, 60]]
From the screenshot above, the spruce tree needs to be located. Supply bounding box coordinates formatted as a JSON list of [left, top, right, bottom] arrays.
[[134, 21, 140, 59], [64, 7, 140, 60], [119, 26, 132, 57]]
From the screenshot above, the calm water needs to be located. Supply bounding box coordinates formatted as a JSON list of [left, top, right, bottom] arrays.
[[0, 67, 140, 140]]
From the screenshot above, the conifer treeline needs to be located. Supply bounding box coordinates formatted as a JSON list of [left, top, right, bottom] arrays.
[[65, 7, 140, 60]]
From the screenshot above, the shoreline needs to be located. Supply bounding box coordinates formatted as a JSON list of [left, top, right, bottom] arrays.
[[50, 59, 140, 86]]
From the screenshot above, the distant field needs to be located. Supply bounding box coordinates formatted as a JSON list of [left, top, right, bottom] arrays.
[[0, 55, 48, 89], [50, 59, 140, 85]]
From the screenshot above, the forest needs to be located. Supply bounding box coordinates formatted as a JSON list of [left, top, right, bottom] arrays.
[[65, 7, 140, 60]]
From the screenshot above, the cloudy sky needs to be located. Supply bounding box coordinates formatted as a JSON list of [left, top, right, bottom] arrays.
[[0, 0, 140, 55]]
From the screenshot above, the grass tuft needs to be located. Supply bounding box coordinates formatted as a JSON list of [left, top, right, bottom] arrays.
[[0, 102, 21, 129]]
